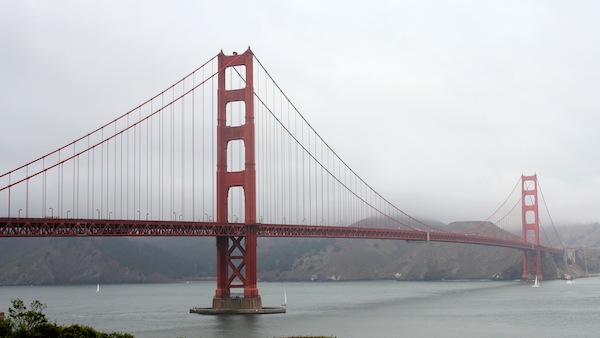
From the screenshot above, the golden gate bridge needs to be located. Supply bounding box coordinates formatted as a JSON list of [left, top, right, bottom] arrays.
[[0, 48, 563, 314]]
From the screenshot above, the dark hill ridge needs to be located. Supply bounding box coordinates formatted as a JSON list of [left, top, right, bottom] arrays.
[[0, 237, 214, 285], [0, 221, 595, 285], [259, 222, 526, 281]]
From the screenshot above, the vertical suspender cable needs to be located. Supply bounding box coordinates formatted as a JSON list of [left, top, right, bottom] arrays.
[[320, 140, 324, 223], [138, 107, 142, 219], [171, 89, 175, 220], [92, 145, 95, 218], [57, 150, 61, 217], [150, 100, 153, 220], [288, 102, 292, 223], [192, 72, 196, 221], [120, 124, 123, 218], [100, 129, 103, 218], [126, 114, 130, 218], [280, 90, 284, 222], [182, 80, 186, 220], [26, 165, 30, 218], [7, 174, 10, 217], [114, 122, 117, 219], [146, 102, 149, 220], [238, 70, 243, 220], [160, 93, 164, 220], [211, 61, 215, 219], [201, 69, 205, 219], [42, 158, 46, 217], [134, 113, 137, 219]]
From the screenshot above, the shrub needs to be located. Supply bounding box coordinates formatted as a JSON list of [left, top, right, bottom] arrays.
[[1, 299, 134, 338], [8, 299, 48, 332]]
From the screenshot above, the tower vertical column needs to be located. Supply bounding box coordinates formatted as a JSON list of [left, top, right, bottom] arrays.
[[191, 47, 284, 315], [213, 47, 260, 310], [521, 174, 542, 279]]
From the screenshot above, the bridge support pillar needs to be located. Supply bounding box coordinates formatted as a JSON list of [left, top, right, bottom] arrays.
[[521, 174, 543, 280], [191, 48, 284, 315]]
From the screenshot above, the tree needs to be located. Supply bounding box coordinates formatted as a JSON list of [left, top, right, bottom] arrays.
[[0, 315, 14, 337], [1, 299, 133, 337], [8, 299, 48, 332]]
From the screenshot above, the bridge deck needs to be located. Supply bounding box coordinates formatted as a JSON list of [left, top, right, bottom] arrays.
[[0, 218, 563, 255]]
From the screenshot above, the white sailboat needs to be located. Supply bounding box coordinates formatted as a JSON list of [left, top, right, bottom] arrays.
[[96, 284, 100, 293], [532, 276, 540, 288], [282, 291, 287, 307]]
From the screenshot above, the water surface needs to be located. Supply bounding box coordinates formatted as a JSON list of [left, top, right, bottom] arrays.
[[1, 278, 597, 337]]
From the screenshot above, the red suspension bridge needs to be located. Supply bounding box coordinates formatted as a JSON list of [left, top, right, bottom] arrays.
[[0, 48, 563, 314]]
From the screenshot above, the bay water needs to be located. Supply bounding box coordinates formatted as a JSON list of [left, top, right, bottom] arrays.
[[1, 278, 598, 337]]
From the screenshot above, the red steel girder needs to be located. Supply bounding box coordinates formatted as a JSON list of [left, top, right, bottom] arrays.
[[0, 218, 245, 237], [0, 218, 563, 255], [227, 236, 247, 286]]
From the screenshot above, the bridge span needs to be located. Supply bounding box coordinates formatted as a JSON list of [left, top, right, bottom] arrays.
[[0, 48, 564, 314], [0, 218, 563, 255]]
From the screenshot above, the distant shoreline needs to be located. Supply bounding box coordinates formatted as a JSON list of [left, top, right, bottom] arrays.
[[4, 275, 600, 287]]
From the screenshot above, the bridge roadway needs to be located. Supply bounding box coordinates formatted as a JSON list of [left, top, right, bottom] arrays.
[[0, 217, 563, 255]]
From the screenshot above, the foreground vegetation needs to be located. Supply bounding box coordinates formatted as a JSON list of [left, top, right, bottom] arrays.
[[0, 299, 133, 338]]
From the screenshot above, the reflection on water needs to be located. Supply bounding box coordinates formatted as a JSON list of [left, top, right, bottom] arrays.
[[215, 315, 261, 338]]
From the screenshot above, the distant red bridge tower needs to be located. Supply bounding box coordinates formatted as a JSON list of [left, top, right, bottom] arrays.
[[521, 174, 542, 280]]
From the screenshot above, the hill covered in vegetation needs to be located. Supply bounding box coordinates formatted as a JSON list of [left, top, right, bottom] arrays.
[[0, 221, 596, 285]]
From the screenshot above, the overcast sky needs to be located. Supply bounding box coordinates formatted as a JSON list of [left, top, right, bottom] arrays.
[[1, 1, 599, 225]]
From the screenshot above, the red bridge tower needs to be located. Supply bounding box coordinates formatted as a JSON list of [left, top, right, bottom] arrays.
[[521, 174, 542, 280], [192, 48, 284, 314]]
